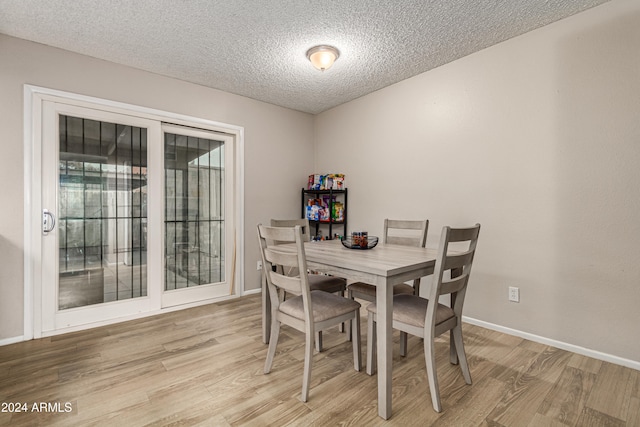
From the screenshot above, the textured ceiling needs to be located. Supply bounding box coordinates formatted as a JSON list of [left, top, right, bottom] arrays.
[[0, 0, 610, 114]]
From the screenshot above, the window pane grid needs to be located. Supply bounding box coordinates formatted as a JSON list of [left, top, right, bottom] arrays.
[[165, 132, 224, 290], [58, 115, 147, 310]]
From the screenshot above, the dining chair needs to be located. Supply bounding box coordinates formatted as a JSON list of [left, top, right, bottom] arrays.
[[366, 224, 480, 412], [347, 219, 429, 304], [270, 218, 348, 351], [258, 224, 362, 402]]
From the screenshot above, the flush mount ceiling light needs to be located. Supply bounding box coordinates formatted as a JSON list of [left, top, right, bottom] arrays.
[[306, 45, 340, 72]]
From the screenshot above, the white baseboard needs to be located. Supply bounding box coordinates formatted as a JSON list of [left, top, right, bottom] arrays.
[[463, 316, 640, 371], [243, 288, 261, 296], [0, 335, 25, 347]]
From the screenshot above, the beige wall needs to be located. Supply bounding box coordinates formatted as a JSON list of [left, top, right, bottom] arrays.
[[315, 0, 640, 363], [0, 34, 314, 340]]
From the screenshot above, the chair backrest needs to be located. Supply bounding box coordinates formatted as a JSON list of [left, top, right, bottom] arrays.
[[257, 224, 312, 313], [427, 224, 481, 326], [383, 219, 429, 247], [269, 218, 311, 276], [270, 218, 312, 242]]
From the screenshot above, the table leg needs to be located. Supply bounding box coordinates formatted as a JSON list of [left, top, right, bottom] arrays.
[[261, 270, 270, 344], [376, 282, 393, 419]]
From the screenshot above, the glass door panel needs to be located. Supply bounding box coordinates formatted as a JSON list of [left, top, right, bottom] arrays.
[[57, 114, 148, 309], [41, 100, 161, 334], [164, 130, 225, 290]]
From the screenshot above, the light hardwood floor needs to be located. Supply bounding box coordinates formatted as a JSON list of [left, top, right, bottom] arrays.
[[1, 294, 638, 426]]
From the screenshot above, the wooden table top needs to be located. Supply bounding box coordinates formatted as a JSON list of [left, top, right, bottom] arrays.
[[301, 240, 438, 285]]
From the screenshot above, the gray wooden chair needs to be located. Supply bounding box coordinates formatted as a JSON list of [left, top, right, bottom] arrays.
[[258, 224, 362, 402], [347, 219, 429, 302], [366, 224, 480, 412], [270, 218, 347, 351]]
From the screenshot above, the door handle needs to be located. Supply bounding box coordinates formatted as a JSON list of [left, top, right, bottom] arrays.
[[43, 209, 56, 234]]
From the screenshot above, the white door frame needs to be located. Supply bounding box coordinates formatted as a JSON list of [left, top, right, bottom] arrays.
[[23, 85, 245, 339]]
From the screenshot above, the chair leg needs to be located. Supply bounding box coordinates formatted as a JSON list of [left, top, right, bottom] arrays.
[[301, 328, 314, 402], [452, 324, 472, 384], [338, 290, 345, 333], [346, 289, 354, 342], [315, 331, 323, 352], [366, 312, 376, 375], [400, 331, 408, 357], [449, 294, 458, 365], [352, 311, 362, 371], [264, 319, 281, 374], [424, 335, 442, 412], [449, 330, 458, 365]]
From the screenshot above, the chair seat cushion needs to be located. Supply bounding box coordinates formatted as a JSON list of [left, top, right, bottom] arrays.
[[347, 282, 414, 297], [366, 294, 455, 329], [308, 274, 347, 294], [280, 290, 361, 323]]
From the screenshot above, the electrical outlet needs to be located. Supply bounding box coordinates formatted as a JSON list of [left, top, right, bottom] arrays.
[[508, 286, 520, 302], [257, 260, 263, 270]]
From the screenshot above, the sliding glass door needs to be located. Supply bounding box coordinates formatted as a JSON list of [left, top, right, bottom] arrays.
[[38, 101, 236, 334]]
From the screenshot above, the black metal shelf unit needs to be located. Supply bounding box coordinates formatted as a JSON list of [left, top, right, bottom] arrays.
[[301, 188, 347, 240]]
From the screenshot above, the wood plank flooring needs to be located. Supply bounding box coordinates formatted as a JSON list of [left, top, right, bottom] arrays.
[[1, 294, 638, 426]]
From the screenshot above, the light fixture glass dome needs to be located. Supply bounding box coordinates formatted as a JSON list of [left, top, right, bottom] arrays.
[[306, 45, 340, 71]]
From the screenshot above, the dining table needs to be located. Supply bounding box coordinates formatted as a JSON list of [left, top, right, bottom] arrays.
[[261, 239, 438, 420]]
